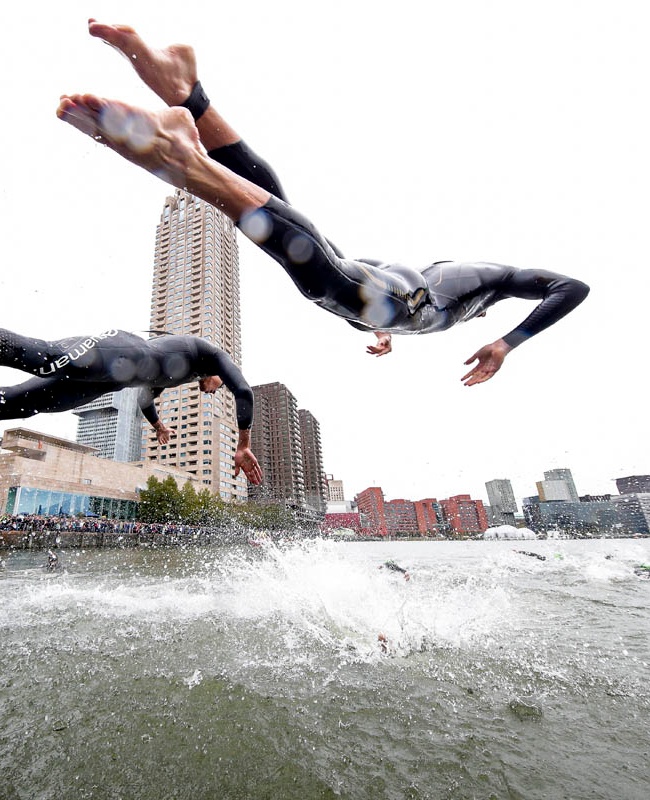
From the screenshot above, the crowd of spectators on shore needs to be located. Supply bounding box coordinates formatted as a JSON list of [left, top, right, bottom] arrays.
[[0, 514, 202, 538]]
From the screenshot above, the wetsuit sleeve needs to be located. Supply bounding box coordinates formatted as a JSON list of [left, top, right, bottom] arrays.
[[500, 270, 590, 348], [203, 348, 254, 430], [138, 387, 163, 427]]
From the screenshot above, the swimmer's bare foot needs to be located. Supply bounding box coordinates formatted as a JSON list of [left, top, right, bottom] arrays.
[[57, 93, 269, 221], [88, 19, 197, 106], [57, 93, 200, 187]]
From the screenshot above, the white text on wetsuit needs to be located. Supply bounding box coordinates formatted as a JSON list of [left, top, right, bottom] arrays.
[[38, 330, 119, 376]]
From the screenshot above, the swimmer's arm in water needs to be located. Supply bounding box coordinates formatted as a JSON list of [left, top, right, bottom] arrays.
[[138, 388, 175, 444], [366, 331, 392, 357]]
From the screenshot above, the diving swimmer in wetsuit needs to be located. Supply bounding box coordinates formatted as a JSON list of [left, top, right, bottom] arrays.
[[57, 20, 590, 387], [0, 328, 262, 484]]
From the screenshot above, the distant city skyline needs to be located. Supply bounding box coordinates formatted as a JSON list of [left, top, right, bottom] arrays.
[[329, 468, 648, 509]]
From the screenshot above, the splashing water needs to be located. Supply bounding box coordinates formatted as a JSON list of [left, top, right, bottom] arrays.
[[2, 538, 649, 800]]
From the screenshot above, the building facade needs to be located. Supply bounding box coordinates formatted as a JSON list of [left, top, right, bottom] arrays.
[[537, 479, 573, 502], [248, 382, 306, 513], [74, 388, 143, 462], [439, 494, 488, 536], [355, 487, 388, 536], [485, 478, 518, 526], [414, 498, 444, 536], [615, 475, 650, 494], [354, 488, 443, 537], [611, 493, 650, 535], [0, 427, 197, 519], [326, 475, 345, 502], [140, 189, 247, 501], [523, 496, 622, 536], [298, 409, 327, 516], [543, 468, 579, 502]]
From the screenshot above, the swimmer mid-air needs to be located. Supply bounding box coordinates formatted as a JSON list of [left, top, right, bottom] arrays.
[[57, 20, 589, 387], [0, 327, 262, 484]]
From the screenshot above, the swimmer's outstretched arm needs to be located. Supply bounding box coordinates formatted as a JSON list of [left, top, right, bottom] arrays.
[[461, 270, 589, 386]]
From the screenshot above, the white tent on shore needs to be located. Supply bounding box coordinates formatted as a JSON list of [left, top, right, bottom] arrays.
[[482, 525, 536, 540]]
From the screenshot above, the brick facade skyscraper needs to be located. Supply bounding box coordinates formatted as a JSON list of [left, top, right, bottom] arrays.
[[249, 382, 305, 510]]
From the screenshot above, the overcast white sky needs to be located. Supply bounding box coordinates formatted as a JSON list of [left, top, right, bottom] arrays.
[[1, 0, 647, 506]]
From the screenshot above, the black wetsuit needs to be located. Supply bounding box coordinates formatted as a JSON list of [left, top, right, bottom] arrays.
[[383, 560, 409, 574], [0, 329, 253, 429], [209, 141, 589, 344]]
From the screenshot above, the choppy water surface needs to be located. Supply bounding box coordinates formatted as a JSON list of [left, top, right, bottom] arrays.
[[1, 538, 649, 800]]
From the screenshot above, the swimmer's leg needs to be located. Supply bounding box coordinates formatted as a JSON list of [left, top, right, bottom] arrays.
[[57, 95, 392, 324], [0, 378, 107, 420], [239, 196, 367, 316], [87, 20, 288, 201], [240, 197, 418, 326], [0, 328, 54, 375]]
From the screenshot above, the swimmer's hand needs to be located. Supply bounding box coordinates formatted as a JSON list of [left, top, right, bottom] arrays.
[[461, 338, 512, 386], [366, 332, 392, 357], [234, 430, 263, 485], [153, 421, 175, 444]]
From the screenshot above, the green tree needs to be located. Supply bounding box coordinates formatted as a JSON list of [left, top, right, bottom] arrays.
[[180, 481, 200, 525], [137, 476, 165, 523], [242, 501, 295, 531], [137, 475, 184, 523], [137, 477, 301, 532]]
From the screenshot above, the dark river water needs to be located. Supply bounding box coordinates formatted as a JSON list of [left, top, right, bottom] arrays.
[[1, 537, 649, 800]]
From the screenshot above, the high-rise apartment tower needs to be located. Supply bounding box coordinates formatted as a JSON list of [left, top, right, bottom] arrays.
[[298, 409, 327, 517], [485, 478, 518, 525], [74, 388, 143, 462], [141, 189, 246, 501], [248, 382, 306, 512]]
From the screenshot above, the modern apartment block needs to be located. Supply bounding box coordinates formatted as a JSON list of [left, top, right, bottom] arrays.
[[354, 487, 444, 537], [485, 478, 518, 525], [74, 388, 143, 462], [141, 189, 247, 501], [439, 494, 489, 535], [248, 382, 306, 512], [355, 487, 388, 536], [543, 468, 579, 502], [615, 475, 650, 494], [326, 475, 345, 502], [298, 409, 327, 516]]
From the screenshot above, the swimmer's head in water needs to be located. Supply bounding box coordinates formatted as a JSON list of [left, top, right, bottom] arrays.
[[198, 376, 223, 393]]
